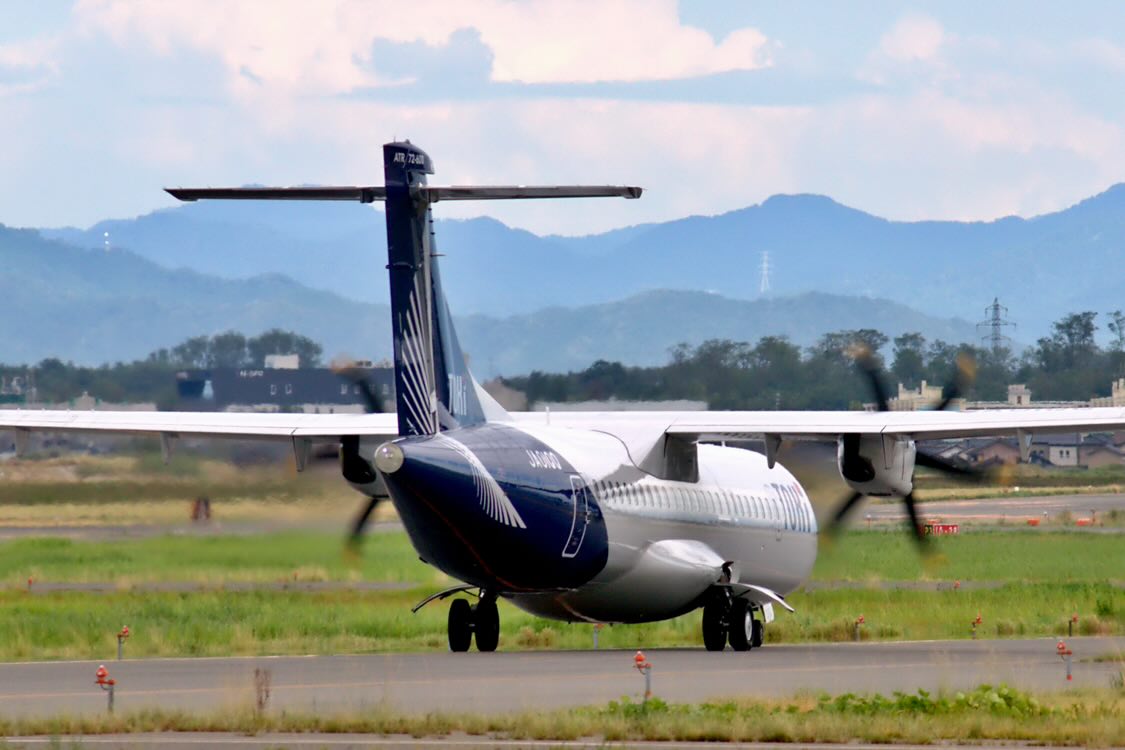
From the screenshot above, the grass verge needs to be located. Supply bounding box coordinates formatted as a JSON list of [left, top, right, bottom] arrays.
[[4, 685, 1123, 746], [3, 529, 1120, 588], [0, 530, 1120, 659], [0, 582, 1119, 660]]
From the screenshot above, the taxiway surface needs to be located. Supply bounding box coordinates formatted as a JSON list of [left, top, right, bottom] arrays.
[[859, 493, 1124, 524], [1, 637, 1121, 717]]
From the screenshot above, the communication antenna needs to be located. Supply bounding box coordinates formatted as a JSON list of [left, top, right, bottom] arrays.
[[759, 251, 771, 296], [976, 297, 1015, 352]]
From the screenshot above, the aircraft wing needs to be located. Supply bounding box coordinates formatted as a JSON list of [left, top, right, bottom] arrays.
[[0, 410, 399, 441], [515, 407, 1125, 442], [7, 405, 1125, 445]]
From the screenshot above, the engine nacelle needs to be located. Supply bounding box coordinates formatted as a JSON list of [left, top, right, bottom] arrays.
[[836, 434, 915, 496], [340, 435, 389, 498]]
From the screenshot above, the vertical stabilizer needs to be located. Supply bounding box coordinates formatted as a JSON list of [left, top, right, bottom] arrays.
[[383, 142, 490, 436], [165, 144, 640, 438]]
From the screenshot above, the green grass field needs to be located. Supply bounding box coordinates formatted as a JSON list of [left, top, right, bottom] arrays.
[[5, 684, 1123, 746], [0, 529, 1120, 660], [3, 531, 433, 586]]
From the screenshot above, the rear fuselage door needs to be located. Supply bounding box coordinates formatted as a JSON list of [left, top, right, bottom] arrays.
[[562, 474, 590, 558]]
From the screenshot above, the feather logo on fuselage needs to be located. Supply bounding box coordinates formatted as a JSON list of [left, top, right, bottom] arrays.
[[434, 434, 527, 529]]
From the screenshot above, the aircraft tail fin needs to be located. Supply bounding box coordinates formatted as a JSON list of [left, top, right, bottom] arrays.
[[167, 142, 641, 437]]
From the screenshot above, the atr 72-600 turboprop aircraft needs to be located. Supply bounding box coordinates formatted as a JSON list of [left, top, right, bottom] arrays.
[[5, 141, 1125, 652]]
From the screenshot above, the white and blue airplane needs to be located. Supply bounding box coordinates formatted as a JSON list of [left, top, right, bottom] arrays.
[[5, 141, 1125, 652]]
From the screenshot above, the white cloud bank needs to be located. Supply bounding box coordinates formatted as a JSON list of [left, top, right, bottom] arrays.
[[73, 0, 771, 93], [1, 5, 1124, 235]]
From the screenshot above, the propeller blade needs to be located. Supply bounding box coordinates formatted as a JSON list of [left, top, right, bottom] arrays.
[[901, 491, 930, 548], [332, 358, 383, 414], [915, 451, 985, 482], [826, 490, 866, 534], [346, 495, 382, 551], [850, 346, 889, 412], [935, 352, 977, 411]]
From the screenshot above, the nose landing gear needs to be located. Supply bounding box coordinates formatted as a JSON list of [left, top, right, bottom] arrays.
[[447, 591, 500, 652]]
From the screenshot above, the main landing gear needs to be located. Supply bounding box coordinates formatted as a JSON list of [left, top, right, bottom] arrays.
[[701, 591, 764, 652], [448, 591, 500, 652]]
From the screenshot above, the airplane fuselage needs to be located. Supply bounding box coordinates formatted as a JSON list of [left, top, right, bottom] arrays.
[[376, 423, 817, 624]]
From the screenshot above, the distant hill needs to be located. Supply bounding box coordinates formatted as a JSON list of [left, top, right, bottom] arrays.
[[38, 183, 1125, 338], [0, 225, 390, 365], [0, 223, 980, 373], [456, 290, 980, 377]]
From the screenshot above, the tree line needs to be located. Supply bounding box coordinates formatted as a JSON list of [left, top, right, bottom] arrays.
[[503, 311, 1125, 411], [1, 329, 322, 408], [4, 311, 1124, 411]]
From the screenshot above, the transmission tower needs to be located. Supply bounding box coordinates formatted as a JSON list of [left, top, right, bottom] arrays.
[[977, 297, 1015, 352], [759, 251, 771, 296]]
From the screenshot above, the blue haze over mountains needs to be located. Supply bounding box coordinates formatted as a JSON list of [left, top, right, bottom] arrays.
[[10, 183, 1125, 374]]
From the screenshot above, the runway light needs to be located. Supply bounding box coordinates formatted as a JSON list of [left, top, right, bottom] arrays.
[[633, 651, 652, 705], [117, 626, 130, 660], [95, 664, 116, 713], [1056, 640, 1073, 681]]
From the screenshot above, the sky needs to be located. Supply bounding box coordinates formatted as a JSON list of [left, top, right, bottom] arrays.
[[4, 1, 1125, 235]]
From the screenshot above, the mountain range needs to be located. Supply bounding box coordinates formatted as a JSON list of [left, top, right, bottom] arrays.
[[2, 224, 979, 374], [9, 182, 1125, 372], [40, 183, 1125, 340]]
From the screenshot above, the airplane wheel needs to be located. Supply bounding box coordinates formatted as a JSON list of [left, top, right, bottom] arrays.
[[728, 599, 752, 652], [448, 598, 472, 652], [751, 618, 764, 648], [701, 600, 727, 651], [474, 599, 500, 652]]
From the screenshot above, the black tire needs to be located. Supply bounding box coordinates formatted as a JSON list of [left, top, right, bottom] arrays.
[[474, 599, 500, 652], [701, 600, 727, 651], [448, 598, 472, 652], [728, 599, 752, 651], [751, 617, 764, 648]]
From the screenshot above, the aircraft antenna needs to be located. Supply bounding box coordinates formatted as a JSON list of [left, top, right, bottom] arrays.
[[759, 251, 771, 296], [976, 297, 1015, 353]]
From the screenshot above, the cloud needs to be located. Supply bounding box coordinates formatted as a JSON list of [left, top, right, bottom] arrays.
[[858, 14, 952, 87], [878, 15, 944, 63], [72, 0, 771, 96], [3, 2, 1125, 240], [0, 35, 61, 95], [369, 28, 494, 91]]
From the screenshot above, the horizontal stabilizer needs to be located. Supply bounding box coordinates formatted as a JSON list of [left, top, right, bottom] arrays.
[[166, 185, 641, 204], [425, 185, 642, 201], [166, 187, 385, 203]]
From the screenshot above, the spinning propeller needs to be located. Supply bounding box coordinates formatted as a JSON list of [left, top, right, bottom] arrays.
[[333, 359, 388, 555], [825, 349, 984, 547]]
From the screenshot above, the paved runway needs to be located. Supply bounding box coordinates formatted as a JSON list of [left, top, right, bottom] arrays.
[[0, 637, 1121, 718], [859, 493, 1124, 524]]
